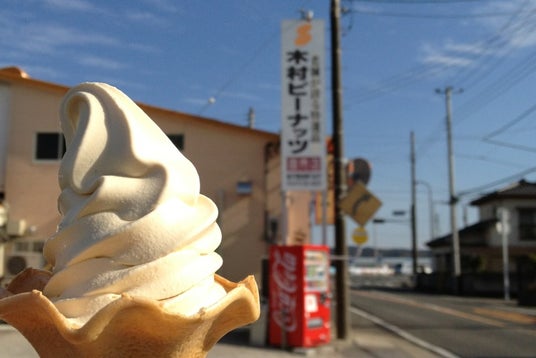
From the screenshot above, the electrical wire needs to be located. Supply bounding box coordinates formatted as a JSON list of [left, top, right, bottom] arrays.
[[483, 102, 536, 140], [343, 3, 534, 106], [348, 8, 516, 19], [415, 3, 536, 156], [458, 166, 536, 197], [446, 0, 533, 88], [353, 0, 495, 3], [197, 21, 295, 115], [453, 45, 536, 123]]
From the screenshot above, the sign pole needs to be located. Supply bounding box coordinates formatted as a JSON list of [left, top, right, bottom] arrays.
[[501, 208, 510, 301], [281, 190, 288, 245], [322, 190, 327, 245]]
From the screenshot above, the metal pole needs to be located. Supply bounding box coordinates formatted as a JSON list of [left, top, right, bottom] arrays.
[[331, 0, 349, 340], [322, 190, 327, 245], [501, 208, 511, 301], [410, 131, 418, 275], [281, 191, 288, 245], [417, 180, 435, 240], [437, 86, 462, 291]]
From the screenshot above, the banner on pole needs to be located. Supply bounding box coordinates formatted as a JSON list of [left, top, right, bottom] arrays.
[[281, 19, 326, 191]]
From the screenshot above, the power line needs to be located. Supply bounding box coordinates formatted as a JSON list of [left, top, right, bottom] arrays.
[[197, 22, 294, 115], [456, 152, 528, 169], [345, 3, 536, 106], [449, 4, 536, 123], [352, 0, 496, 3], [458, 166, 536, 197], [346, 62, 453, 105], [453, 46, 536, 123], [483, 101, 536, 140], [349, 8, 516, 19], [447, 1, 534, 88], [416, 16, 536, 156]]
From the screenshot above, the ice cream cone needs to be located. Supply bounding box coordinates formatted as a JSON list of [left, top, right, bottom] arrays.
[[0, 272, 259, 358]]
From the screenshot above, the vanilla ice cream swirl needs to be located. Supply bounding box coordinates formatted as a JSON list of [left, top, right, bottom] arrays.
[[43, 83, 226, 324]]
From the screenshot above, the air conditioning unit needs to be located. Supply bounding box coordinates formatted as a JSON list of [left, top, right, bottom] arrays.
[[0, 203, 7, 227], [7, 219, 27, 237], [5, 254, 44, 276]]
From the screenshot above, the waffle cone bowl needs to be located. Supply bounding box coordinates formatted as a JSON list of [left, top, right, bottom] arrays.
[[0, 269, 259, 358]]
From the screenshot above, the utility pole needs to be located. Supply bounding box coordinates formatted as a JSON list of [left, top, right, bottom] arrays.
[[410, 131, 418, 275], [331, 0, 349, 340], [436, 86, 462, 292], [247, 107, 255, 128]]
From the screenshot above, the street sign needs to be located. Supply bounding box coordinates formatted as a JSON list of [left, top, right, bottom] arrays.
[[280, 19, 326, 191], [347, 157, 371, 187], [352, 226, 368, 244], [339, 182, 382, 226]]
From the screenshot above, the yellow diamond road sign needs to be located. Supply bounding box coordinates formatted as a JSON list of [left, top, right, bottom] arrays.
[[339, 182, 382, 226]]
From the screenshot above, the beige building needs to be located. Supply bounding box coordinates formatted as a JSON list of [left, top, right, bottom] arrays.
[[0, 66, 299, 285]]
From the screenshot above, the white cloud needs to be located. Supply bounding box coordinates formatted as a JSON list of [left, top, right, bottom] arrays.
[[420, 43, 473, 68], [125, 11, 160, 23], [473, 0, 536, 50], [221, 91, 261, 101], [141, 0, 180, 14], [43, 0, 96, 12], [2, 21, 119, 55], [423, 53, 473, 67], [444, 41, 488, 56], [77, 56, 124, 70], [418, 1, 536, 68]]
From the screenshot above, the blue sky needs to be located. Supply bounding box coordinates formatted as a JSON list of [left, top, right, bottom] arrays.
[[2, 0, 536, 250]]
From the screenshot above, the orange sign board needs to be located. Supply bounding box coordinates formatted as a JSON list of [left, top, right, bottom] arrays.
[[315, 190, 335, 225]]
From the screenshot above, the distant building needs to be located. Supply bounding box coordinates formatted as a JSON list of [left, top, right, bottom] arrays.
[[0, 66, 292, 285], [426, 180, 536, 297]]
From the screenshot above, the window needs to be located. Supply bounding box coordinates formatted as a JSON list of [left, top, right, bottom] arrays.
[[236, 180, 253, 195], [518, 208, 536, 241], [32, 241, 44, 253], [167, 134, 184, 151], [35, 132, 65, 160], [15, 242, 30, 252]]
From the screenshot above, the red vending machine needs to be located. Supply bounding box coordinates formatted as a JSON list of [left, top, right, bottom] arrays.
[[268, 245, 331, 348]]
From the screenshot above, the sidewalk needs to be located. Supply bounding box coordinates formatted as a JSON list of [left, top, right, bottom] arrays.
[[2, 296, 534, 357], [0, 311, 444, 358], [207, 300, 448, 358], [208, 321, 444, 358]]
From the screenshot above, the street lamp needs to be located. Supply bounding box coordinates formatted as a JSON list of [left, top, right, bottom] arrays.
[[417, 180, 436, 241]]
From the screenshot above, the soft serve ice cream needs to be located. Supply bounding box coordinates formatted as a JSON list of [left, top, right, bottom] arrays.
[[43, 82, 227, 325], [0, 81, 258, 357]]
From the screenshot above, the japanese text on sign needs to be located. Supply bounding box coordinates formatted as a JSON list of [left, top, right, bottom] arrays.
[[281, 19, 326, 191]]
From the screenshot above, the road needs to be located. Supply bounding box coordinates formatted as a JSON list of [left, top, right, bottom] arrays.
[[351, 286, 536, 358]]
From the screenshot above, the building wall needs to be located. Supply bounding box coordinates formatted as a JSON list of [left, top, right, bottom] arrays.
[[0, 83, 10, 193], [1, 71, 281, 285], [5, 81, 65, 240]]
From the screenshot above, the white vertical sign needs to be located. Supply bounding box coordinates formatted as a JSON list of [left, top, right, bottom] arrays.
[[281, 19, 326, 191]]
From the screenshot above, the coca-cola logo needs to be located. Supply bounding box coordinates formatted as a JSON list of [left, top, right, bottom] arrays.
[[271, 249, 298, 332]]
